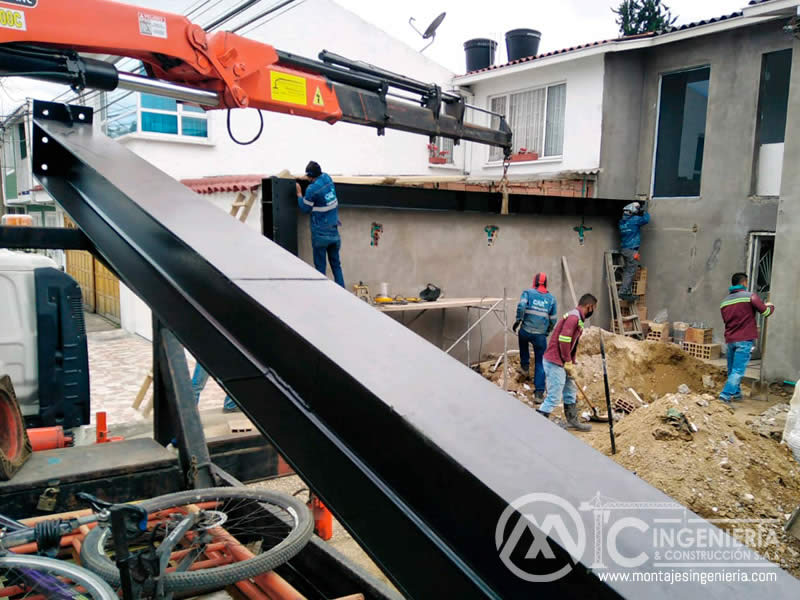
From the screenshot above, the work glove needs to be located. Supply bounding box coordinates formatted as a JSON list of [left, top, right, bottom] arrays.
[[563, 362, 576, 379], [512, 320, 521, 334]]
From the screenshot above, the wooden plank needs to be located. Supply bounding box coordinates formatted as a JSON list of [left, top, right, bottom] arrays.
[[374, 297, 502, 313], [561, 256, 578, 307], [0, 439, 177, 493]]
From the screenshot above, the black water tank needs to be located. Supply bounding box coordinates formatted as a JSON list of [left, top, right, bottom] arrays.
[[505, 29, 541, 61], [464, 38, 497, 72]]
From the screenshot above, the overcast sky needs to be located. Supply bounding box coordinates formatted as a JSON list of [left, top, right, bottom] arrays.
[[0, 0, 746, 116]]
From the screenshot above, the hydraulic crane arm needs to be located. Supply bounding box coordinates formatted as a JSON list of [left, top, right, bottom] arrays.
[[0, 0, 511, 152]]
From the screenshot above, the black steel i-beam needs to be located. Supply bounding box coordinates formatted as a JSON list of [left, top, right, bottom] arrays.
[[30, 100, 800, 599]]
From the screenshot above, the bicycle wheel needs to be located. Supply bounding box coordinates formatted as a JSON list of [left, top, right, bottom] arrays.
[[0, 554, 117, 600], [81, 487, 313, 594]]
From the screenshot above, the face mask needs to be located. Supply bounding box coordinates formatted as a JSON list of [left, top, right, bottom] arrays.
[[585, 309, 594, 319]]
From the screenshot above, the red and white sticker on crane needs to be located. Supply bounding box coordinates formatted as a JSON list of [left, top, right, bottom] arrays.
[[138, 12, 167, 39]]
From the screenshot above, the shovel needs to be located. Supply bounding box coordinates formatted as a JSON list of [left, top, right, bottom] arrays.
[[573, 377, 610, 422], [752, 305, 771, 400]]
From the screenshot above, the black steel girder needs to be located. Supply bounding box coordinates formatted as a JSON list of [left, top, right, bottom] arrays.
[[30, 100, 800, 599], [0, 225, 95, 251]]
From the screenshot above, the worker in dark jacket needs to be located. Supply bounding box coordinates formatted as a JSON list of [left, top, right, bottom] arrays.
[[719, 272, 775, 403], [513, 273, 557, 402], [537, 293, 597, 431], [296, 161, 344, 287], [618, 202, 650, 301]]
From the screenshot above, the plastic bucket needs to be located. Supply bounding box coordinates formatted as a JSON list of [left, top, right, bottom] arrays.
[[464, 38, 497, 72], [505, 29, 541, 62]]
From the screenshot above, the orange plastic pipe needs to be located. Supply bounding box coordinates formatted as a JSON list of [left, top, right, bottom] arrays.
[[186, 503, 306, 600], [205, 548, 271, 600]]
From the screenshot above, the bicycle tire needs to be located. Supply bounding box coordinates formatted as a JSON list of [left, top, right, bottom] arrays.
[[80, 487, 313, 594], [0, 554, 118, 599]]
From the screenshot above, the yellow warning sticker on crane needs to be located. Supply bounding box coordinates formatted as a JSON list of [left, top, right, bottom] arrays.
[[270, 71, 307, 106], [313, 87, 325, 107]]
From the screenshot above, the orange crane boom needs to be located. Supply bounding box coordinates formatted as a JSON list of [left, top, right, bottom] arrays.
[[0, 0, 511, 151]]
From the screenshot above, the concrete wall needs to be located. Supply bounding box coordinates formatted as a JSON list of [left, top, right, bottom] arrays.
[[598, 52, 646, 200], [108, 0, 458, 180], [463, 54, 605, 179], [601, 22, 787, 348], [764, 35, 800, 381], [296, 208, 617, 361]]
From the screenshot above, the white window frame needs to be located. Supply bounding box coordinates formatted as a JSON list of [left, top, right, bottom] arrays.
[[486, 81, 567, 165], [102, 92, 212, 143], [427, 135, 455, 166], [650, 65, 710, 199]]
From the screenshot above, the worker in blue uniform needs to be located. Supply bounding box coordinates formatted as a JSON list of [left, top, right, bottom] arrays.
[[296, 161, 345, 288], [513, 272, 558, 402], [618, 201, 650, 301]]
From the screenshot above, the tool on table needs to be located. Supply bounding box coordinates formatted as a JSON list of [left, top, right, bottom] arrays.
[[600, 331, 617, 454], [572, 376, 610, 423], [419, 283, 441, 302], [375, 295, 408, 305], [353, 281, 371, 303]]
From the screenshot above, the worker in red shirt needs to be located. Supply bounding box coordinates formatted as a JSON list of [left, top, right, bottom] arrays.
[[537, 293, 597, 431], [719, 272, 775, 403]]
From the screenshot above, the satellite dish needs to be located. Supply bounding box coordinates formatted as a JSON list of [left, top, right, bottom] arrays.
[[423, 12, 446, 39], [409, 12, 446, 52]]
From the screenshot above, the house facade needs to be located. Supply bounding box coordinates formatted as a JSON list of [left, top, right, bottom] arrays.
[[448, 0, 800, 379], [1, 0, 463, 339], [597, 0, 799, 380]]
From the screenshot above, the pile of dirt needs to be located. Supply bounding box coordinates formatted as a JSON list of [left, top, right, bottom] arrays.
[[478, 329, 800, 577], [479, 326, 726, 408], [583, 392, 800, 575]]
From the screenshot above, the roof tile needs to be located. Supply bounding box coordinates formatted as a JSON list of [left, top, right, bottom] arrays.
[[181, 174, 264, 195], [461, 11, 744, 76]]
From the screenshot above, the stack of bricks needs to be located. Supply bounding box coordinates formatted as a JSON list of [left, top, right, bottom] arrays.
[[681, 327, 719, 360], [632, 267, 647, 297], [645, 322, 670, 342]]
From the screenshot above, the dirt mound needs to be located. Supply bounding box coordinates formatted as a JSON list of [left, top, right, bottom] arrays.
[[575, 327, 726, 403], [480, 326, 726, 407], [584, 393, 800, 575], [478, 328, 800, 577]]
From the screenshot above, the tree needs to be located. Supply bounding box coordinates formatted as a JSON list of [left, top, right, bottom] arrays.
[[613, 0, 678, 37]]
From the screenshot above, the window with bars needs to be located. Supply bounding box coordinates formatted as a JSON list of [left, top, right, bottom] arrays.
[[488, 83, 566, 162]]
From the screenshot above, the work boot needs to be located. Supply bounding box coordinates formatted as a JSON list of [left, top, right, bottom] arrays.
[[534, 390, 545, 404], [517, 367, 529, 380], [564, 403, 591, 431], [536, 409, 550, 419]]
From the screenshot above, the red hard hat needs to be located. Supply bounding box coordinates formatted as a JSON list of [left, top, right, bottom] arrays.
[[533, 272, 547, 293]]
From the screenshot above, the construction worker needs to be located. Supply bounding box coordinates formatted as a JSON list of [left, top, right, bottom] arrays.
[[537, 293, 597, 431], [296, 161, 345, 288], [512, 272, 557, 402], [618, 201, 650, 301], [719, 273, 775, 403]]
